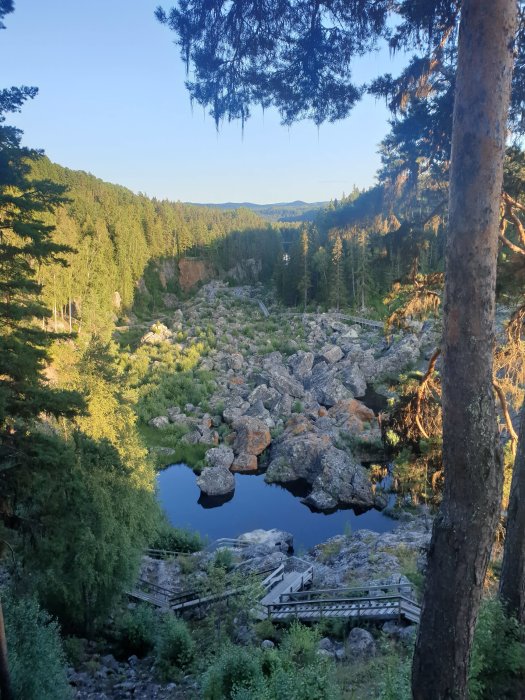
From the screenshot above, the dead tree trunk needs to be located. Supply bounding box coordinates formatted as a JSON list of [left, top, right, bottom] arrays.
[[499, 401, 525, 621], [411, 1, 517, 698]]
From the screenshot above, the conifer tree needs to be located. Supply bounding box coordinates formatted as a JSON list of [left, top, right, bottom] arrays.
[[330, 233, 344, 312]]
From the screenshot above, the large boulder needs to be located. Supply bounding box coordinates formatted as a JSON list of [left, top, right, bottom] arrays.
[[346, 628, 376, 658], [232, 416, 271, 456], [268, 366, 305, 399], [238, 528, 293, 553], [340, 363, 367, 397], [227, 353, 244, 371], [307, 363, 351, 407], [140, 322, 172, 345], [196, 466, 235, 496], [205, 446, 234, 470], [318, 345, 344, 365], [265, 417, 331, 483], [245, 400, 274, 428], [266, 416, 376, 512], [148, 415, 170, 429], [374, 334, 421, 379], [248, 384, 280, 409], [307, 449, 376, 511], [327, 399, 375, 435], [231, 452, 258, 472], [288, 351, 315, 381]]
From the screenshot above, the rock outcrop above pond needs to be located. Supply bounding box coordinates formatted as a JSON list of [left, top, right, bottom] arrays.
[[265, 413, 379, 512]]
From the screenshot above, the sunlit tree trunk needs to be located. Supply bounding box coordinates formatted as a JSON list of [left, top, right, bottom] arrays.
[[412, 1, 517, 698]]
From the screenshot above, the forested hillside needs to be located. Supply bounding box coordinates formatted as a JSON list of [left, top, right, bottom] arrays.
[[29, 159, 273, 333]]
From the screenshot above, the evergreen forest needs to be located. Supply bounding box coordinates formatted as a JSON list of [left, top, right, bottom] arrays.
[[2, 1, 525, 699]]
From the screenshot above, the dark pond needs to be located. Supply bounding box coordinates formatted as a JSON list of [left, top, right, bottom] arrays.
[[157, 464, 396, 551]]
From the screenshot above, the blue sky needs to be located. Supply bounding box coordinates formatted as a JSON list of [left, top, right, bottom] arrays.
[[1, 1, 407, 203]]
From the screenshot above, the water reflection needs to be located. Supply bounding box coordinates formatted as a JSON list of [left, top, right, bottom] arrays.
[[157, 463, 395, 551]]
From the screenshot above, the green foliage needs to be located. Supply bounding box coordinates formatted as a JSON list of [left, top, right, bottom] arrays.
[[213, 547, 235, 571], [469, 598, 525, 699], [254, 619, 281, 643], [378, 651, 411, 700], [150, 518, 203, 553], [3, 593, 71, 700], [116, 604, 157, 658], [279, 621, 320, 666], [24, 431, 157, 634], [203, 624, 341, 700], [203, 645, 263, 699], [155, 614, 196, 679]]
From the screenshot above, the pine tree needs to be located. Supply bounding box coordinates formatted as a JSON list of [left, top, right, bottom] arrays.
[[330, 233, 344, 312]]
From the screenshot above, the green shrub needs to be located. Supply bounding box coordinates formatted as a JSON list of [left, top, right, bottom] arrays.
[[62, 635, 87, 665], [4, 594, 71, 700], [203, 646, 263, 700], [213, 548, 235, 571], [279, 621, 320, 666], [150, 518, 203, 553], [254, 619, 281, 642], [378, 651, 411, 700], [155, 614, 195, 679], [469, 598, 525, 699], [117, 604, 157, 657]]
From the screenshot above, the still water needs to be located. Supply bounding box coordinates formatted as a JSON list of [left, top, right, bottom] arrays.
[[157, 463, 395, 551]]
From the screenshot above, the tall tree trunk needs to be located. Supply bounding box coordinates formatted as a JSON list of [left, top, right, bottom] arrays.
[[0, 599, 12, 700], [499, 401, 525, 621], [411, 2, 517, 699]]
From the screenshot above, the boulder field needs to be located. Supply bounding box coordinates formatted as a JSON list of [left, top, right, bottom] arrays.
[[146, 283, 439, 510]]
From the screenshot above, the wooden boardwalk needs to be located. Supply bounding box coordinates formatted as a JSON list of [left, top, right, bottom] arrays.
[[283, 311, 384, 329], [129, 552, 420, 626], [263, 583, 420, 624]]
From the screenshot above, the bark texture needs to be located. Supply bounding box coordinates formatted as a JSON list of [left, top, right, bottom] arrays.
[[411, 1, 517, 698], [499, 401, 525, 621], [0, 599, 12, 700]]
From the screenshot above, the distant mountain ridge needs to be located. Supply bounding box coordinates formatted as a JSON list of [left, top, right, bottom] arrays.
[[187, 200, 328, 222]]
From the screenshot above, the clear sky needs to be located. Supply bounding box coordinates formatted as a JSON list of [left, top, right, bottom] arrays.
[[1, 1, 407, 204]]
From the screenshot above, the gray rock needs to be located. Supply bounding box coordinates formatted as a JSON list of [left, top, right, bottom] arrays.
[[288, 351, 315, 381], [238, 528, 293, 553], [374, 334, 421, 379], [318, 637, 335, 652], [341, 363, 367, 398], [196, 466, 235, 496], [261, 639, 275, 649], [248, 384, 280, 409], [166, 405, 181, 420], [318, 344, 344, 364], [223, 405, 247, 424], [205, 446, 234, 470], [382, 621, 403, 638], [313, 449, 375, 511], [268, 366, 305, 399], [347, 628, 376, 658], [307, 363, 351, 407], [148, 415, 170, 429], [228, 353, 244, 371]]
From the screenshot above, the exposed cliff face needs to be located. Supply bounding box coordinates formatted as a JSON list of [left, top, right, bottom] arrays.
[[178, 257, 212, 292]]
